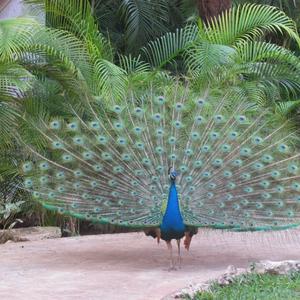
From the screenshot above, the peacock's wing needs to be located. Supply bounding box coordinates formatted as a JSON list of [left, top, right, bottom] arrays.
[[20, 83, 300, 230]]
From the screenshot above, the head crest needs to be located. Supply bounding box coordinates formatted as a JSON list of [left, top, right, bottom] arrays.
[[168, 167, 178, 181]]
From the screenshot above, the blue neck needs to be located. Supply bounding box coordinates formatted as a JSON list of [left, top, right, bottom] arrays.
[[160, 181, 185, 233]]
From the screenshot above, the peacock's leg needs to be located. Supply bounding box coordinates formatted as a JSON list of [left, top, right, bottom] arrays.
[[166, 241, 176, 271], [176, 239, 182, 268]]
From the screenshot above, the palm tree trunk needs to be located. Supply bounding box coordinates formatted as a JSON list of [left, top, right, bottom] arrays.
[[198, 0, 231, 23]]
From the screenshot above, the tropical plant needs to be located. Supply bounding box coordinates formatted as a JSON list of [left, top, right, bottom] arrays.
[[0, 159, 25, 229], [0, 15, 127, 229], [25, 1, 300, 104], [235, 0, 299, 23], [235, 0, 300, 53], [142, 4, 300, 106], [25, 0, 198, 55]]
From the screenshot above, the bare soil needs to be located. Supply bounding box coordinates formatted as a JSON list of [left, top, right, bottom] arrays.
[[1, 229, 300, 300]]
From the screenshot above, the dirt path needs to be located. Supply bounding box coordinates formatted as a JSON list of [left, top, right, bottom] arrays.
[[1, 229, 300, 300]]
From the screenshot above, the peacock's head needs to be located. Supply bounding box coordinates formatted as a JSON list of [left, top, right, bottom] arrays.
[[168, 167, 178, 181]]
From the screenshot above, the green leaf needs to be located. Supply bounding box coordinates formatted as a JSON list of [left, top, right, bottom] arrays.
[[142, 25, 199, 68], [204, 4, 300, 46]]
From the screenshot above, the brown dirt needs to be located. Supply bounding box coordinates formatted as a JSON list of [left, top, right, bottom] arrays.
[[1, 229, 300, 300]]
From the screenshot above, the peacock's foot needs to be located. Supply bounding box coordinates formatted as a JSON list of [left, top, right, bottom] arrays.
[[166, 260, 182, 271], [167, 266, 178, 271], [177, 257, 182, 269]]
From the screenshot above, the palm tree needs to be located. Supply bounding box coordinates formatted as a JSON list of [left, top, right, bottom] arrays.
[[142, 4, 300, 105], [2, 3, 299, 163], [236, 0, 300, 53], [236, 0, 299, 22], [0, 15, 127, 229], [26, 0, 199, 54]]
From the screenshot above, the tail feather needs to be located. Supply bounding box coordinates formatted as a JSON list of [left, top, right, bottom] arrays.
[[19, 83, 300, 230]]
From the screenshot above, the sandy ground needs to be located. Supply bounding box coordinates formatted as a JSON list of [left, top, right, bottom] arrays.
[[1, 229, 300, 300]]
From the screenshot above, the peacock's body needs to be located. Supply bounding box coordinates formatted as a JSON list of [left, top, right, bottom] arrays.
[[20, 83, 300, 267], [160, 174, 185, 241]]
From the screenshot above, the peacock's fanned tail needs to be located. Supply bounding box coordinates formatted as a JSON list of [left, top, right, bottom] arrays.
[[20, 84, 300, 230]]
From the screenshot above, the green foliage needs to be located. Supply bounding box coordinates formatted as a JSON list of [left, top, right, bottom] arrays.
[[189, 272, 300, 300], [26, 0, 198, 55], [235, 0, 300, 24], [276, 100, 300, 119], [142, 4, 300, 104], [235, 1, 300, 54], [0, 18, 39, 61], [93, 59, 127, 100], [0, 175, 25, 229], [142, 25, 199, 68], [203, 4, 299, 45], [94, 0, 198, 53], [119, 0, 169, 50], [0, 13, 125, 227], [0, 201, 24, 229]]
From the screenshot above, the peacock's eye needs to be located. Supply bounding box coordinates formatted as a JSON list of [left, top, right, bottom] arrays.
[[113, 105, 122, 113]]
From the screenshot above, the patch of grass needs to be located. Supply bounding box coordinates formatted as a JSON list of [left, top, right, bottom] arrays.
[[186, 272, 300, 300]]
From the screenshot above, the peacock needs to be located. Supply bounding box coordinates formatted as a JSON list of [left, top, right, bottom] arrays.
[[19, 82, 300, 270]]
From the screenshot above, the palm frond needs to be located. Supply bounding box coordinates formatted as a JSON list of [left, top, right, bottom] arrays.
[[276, 99, 300, 117], [29, 28, 90, 75], [186, 36, 300, 99], [93, 59, 127, 100], [0, 102, 19, 148], [184, 41, 236, 79], [0, 63, 34, 99], [0, 17, 90, 76], [204, 4, 300, 46], [25, 0, 113, 60], [236, 41, 299, 64], [0, 18, 40, 62], [120, 0, 169, 51], [118, 54, 150, 74], [142, 25, 198, 68]]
